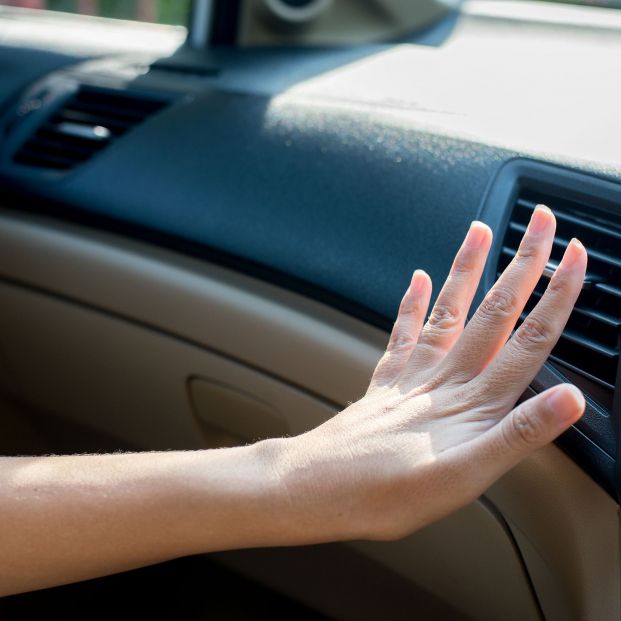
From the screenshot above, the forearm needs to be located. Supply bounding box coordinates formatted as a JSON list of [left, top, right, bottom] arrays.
[[0, 441, 293, 597]]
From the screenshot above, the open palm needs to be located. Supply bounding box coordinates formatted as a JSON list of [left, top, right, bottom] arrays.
[[274, 205, 587, 543]]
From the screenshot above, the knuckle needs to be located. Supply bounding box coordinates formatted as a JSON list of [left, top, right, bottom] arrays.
[[389, 331, 417, 352], [452, 252, 477, 275], [514, 315, 551, 348], [448, 383, 485, 411], [415, 367, 456, 394], [515, 239, 539, 262], [479, 287, 518, 320], [398, 298, 419, 316], [548, 270, 573, 296], [451, 263, 472, 277], [467, 369, 517, 404], [398, 291, 413, 313], [464, 378, 503, 410], [509, 405, 541, 446], [427, 303, 462, 332]]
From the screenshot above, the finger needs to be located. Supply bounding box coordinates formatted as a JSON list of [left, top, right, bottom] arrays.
[[471, 238, 587, 409], [368, 270, 432, 390], [439, 205, 556, 382], [456, 384, 585, 490], [407, 221, 492, 372]]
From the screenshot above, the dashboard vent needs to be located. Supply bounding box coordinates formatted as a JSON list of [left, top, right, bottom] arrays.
[[13, 86, 168, 171], [499, 191, 621, 392]]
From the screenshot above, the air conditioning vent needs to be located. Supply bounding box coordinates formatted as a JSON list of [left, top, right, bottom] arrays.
[[13, 86, 168, 171], [499, 191, 621, 393]]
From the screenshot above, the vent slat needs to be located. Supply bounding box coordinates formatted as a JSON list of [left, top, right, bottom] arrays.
[[518, 311, 618, 358], [560, 328, 618, 358], [501, 192, 621, 401], [548, 354, 616, 391], [499, 246, 602, 285], [517, 198, 621, 241], [596, 282, 621, 299], [27, 135, 99, 156], [528, 289, 621, 328], [13, 86, 169, 172], [14, 148, 82, 169], [51, 110, 134, 133], [508, 221, 621, 270]]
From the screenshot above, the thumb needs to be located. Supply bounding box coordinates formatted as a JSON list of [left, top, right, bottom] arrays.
[[466, 384, 585, 487]]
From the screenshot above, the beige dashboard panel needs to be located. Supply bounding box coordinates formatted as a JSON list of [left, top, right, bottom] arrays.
[[0, 283, 337, 450], [486, 448, 620, 621], [0, 211, 618, 621], [189, 377, 291, 443], [0, 210, 384, 407]]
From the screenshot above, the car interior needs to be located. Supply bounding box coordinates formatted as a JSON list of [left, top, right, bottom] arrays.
[[0, 0, 619, 619]]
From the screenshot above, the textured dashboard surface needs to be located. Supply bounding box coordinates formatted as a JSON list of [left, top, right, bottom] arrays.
[[7, 88, 508, 325], [2, 3, 621, 327]]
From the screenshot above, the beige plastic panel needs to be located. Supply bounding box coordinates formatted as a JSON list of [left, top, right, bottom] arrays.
[[189, 377, 290, 443], [0, 284, 339, 450], [0, 210, 384, 408], [486, 450, 621, 621], [352, 500, 540, 621], [0, 211, 618, 620]]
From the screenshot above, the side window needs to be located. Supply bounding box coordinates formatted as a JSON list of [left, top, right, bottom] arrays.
[[0, 0, 191, 26]]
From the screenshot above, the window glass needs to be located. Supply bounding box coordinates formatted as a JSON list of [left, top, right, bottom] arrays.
[[0, 0, 192, 26]]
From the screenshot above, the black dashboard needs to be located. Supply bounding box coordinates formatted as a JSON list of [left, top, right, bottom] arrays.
[[0, 3, 619, 498]]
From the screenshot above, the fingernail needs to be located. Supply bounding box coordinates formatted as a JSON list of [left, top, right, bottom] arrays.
[[561, 238, 586, 269], [545, 384, 585, 418], [528, 205, 554, 234], [411, 269, 428, 295], [464, 221, 491, 249]]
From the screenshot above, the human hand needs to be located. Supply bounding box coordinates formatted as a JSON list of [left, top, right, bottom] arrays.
[[269, 205, 587, 543]]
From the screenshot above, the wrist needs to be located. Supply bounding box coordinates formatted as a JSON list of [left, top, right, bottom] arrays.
[[255, 433, 365, 546], [184, 433, 362, 554], [181, 439, 320, 553]]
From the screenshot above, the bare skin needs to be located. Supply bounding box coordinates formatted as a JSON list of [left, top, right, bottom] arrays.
[[0, 205, 587, 596]]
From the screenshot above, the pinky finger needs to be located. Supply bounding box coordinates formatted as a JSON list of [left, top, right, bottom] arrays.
[[368, 270, 432, 391]]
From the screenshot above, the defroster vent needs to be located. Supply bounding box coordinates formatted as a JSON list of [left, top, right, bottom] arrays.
[[13, 86, 168, 171], [499, 191, 621, 394]]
